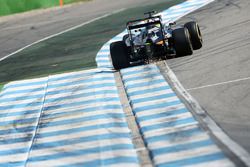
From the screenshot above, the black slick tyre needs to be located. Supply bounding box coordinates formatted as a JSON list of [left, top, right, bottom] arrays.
[[172, 27, 193, 57], [184, 21, 202, 50], [110, 41, 130, 70]]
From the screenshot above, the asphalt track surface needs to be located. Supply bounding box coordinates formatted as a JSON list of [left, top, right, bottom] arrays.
[[0, 0, 171, 59], [1, 0, 249, 160], [167, 0, 250, 152]]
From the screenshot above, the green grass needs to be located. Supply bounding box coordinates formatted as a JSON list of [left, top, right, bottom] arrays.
[[0, 0, 185, 84], [0, 0, 90, 16]]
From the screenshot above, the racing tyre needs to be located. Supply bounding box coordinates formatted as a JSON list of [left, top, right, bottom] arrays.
[[184, 21, 202, 50], [172, 27, 193, 57], [110, 41, 130, 70]]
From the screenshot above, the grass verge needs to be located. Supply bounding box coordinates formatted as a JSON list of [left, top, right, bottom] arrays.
[[0, 0, 185, 84], [0, 0, 91, 16]]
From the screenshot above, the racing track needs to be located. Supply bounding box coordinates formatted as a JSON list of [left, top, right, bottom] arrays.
[[0, 0, 174, 59], [1, 0, 250, 166], [167, 0, 250, 152]]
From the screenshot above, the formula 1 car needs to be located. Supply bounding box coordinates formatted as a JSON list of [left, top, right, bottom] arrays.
[[110, 11, 203, 70]]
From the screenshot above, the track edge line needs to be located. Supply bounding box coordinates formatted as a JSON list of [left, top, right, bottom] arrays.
[[157, 61, 250, 167]]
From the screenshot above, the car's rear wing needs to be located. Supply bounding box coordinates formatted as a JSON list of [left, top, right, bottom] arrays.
[[126, 16, 162, 30], [127, 20, 162, 30]]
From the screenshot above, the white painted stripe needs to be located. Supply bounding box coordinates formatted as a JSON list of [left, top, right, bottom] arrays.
[[99, 45, 110, 50], [0, 141, 32, 152], [0, 106, 41, 114], [187, 76, 250, 91], [1, 84, 45, 95], [43, 94, 119, 107], [124, 78, 165, 88], [42, 103, 120, 116], [49, 68, 99, 79], [46, 90, 118, 102], [48, 73, 114, 86], [143, 122, 198, 137], [39, 113, 124, 129], [121, 64, 156, 73], [109, 163, 138, 167], [0, 97, 43, 107], [129, 89, 174, 100], [2, 77, 47, 87], [144, 123, 199, 139], [43, 99, 120, 113], [186, 159, 235, 167], [0, 91, 45, 99], [46, 86, 117, 99], [44, 101, 121, 113], [29, 138, 132, 158], [0, 153, 29, 163], [136, 103, 185, 117], [0, 132, 35, 143], [39, 110, 122, 132], [162, 7, 199, 15], [97, 62, 112, 66], [48, 76, 115, 87], [27, 150, 137, 167], [154, 145, 222, 165], [148, 133, 211, 150], [46, 80, 115, 92], [36, 127, 129, 144], [132, 96, 179, 109], [97, 51, 110, 55], [163, 13, 188, 19], [123, 75, 164, 86], [96, 57, 110, 61], [0, 112, 38, 123], [126, 82, 168, 94], [121, 70, 160, 79], [140, 112, 193, 127], [0, 112, 125, 142]]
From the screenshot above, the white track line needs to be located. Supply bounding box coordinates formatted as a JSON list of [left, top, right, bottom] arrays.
[[187, 76, 250, 91], [159, 61, 250, 166], [0, 8, 126, 62]]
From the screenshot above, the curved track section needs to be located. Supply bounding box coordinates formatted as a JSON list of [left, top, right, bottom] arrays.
[[1, 0, 249, 166], [167, 0, 250, 153]]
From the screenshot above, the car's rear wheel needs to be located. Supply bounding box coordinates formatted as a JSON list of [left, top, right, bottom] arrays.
[[184, 21, 202, 50], [110, 41, 130, 70], [172, 27, 193, 57]]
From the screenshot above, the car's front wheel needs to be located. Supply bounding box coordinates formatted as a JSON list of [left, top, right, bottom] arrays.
[[110, 41, 130, 70], [172, 27, 193, 57]]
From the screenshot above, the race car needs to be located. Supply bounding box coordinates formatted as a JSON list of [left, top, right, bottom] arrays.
[[110, 11, 203, 70]]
